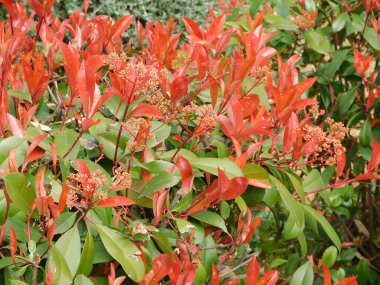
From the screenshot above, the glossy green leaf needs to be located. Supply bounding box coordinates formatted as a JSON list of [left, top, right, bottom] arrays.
[[0, 137, 27, 170], [271, 176, 304, 229], [337, 87, 357, 116], [322, 246, 338, 268], [8, 90, 32, 102], [49, 244, 74, 285], [290, 262, 314, 285], [200, 235, 217, 277], [54, 128, 81, 161], [74, 275, 94, 285], [332, 12, 349, 32], [305, 29, 330, 55], [96, 224, 145, 282], [287, 172, 305, 203], [3, 173, 36, 215], [304, 205, 341, 250], [152, 232, 173, 256], [364, 28, 380, 51], [265, 14, 298, 31], [220, 201, 230, 219], [190, 157, 243, 178], [191, 211, 228, 233], [55, 225, 81, 277], [138, 172, 175, 198], [359, 120, 372, 147], [77, 231, 94, 276]]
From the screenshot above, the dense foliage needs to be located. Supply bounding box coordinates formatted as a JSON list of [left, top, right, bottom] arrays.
[[0, 0, 379, 284]]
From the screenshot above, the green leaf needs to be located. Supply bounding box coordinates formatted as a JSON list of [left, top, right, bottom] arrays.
[[0, 137, 28, 170], [220, 201, 230, 219], [265, 14, 298, 31], [243, 163, 269, 180], [10, 281, 28, 285], [322, 246, 338, 268], [213, 141, 229, 158], [96, 131, 127, 161], [190, 157, 243, 178], [49, 244, 74, 285], [8, 90, 32, 102], [96, 224, 145, 282], [287, 172, 305, 204], [283, 215, 303, 240], [77, 231, 94, 276], [269, 259, 288, 269], [191, 211, 228, 233], [357, 259, 370, 285], [74, 275, 94, 285], [364, 28, 380, 51], [305, 29, 330, 55], [332, 12, 349, 32], [55, 225, 81, 277], [55, 212, 77, 234], [161, 149, 198, 161], [298, 234, 308, 258], [303, 205, 341, 250], [138, 172, 176, 198], [54, 129, 81, 161], [271, 176, 304, 230], [290, 262, 314, 285], [318, 49, 349, 82], [235, 196, 247, 214], [200, 235, 217, 277], [172, 191, 192, 212], [337, 87, 357, 116], [152, 232, 173, 256], [303, 169, 325, 193], [194, 264, 207, 285], [3, 173, 36, 214], [359, 120, 372, 147]]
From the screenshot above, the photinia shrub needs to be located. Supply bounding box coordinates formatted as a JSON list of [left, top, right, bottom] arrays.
[[0, 0, 378, 284]]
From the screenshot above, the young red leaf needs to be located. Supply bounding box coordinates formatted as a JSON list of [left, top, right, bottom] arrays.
[[323, 264, 332, 285], [9, 227, 17, 266], [211, 264, 220, 285], [141, 254, 172, 285], [183, 17, 203, 38], [175, 155, 194, 196], [337, 277, 358, 285], [110, 15, 134, 39], [247, 256, 260, 284], [256, 270, 278, 285], [97, 196, 136, 208], [21, 133, 48, 172], [129, 104, 163, 118], [169, 67, 188, 103], [59, 182, 68, 213]]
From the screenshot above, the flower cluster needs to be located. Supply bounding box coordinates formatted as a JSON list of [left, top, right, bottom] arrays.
[[309, 104, 326, 119], [123, 118, 153, 152], [182, 103, 218, 136], [172, 51, 191, 69], [145, 92, 174, 122], [67, 169, 108, 208], [301, 118, 348, 165], [293, 11, 317, 31], [105, 52, 127, 71], [249, 65, 272, 86], [111, 167, 132, 191]]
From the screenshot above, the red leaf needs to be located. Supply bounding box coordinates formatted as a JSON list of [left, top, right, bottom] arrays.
[[35, 166, 47, 198], [169, 67, 188, 103], [7, 113, 24, 138], [153, 190, 168, 226], [256, 270, 278, 285], [247, 179, 271, 189], [175, 156, 194, 196], [21, 133, 48, 172], [141, 254, 172, 285], [211, 264, 220, 285], [209, 14, 226, 37], [59, 182, 68, 213], [219, 168, 248, 200], [209, 76, 219, 108], [368, 139, 380, 171], [9, 227, 17, 266], [337, 276, 358, 285], [110, 15, 134, 39], [336, 146, 346, 178], [51, 143, 57, 174], [130, 104, 163, 118], [323, 264, 331, 285], [183, 17, 203, 38], [97, 196, 136, 208], [247, 256, 260, 284]]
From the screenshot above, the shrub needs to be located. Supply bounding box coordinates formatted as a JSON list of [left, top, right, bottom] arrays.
[[0, 0, 379, 284]]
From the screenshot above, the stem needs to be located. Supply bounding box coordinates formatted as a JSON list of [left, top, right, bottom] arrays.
[[63, 130, 84, 159]]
